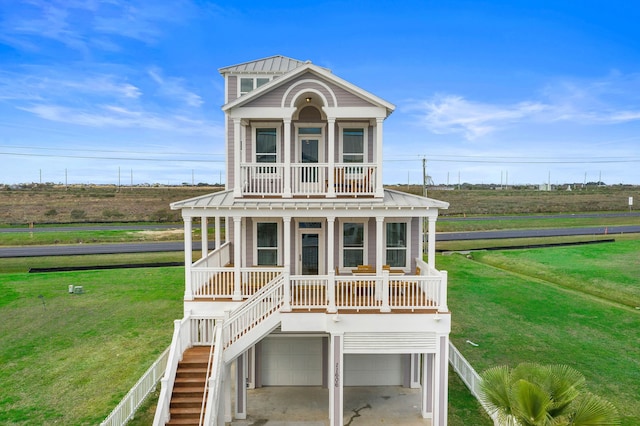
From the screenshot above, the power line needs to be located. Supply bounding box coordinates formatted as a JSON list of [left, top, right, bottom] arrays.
[[0, 151, 225, 163]]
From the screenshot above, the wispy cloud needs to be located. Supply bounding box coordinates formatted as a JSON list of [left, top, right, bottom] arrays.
[[0, 0, 196, 54], [148, 67, 203, 108], [409, 73, 640, 140], [19, 103, 220, 136]]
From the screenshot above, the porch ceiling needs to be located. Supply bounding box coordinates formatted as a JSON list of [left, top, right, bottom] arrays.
[[170, 189, 449, 215]]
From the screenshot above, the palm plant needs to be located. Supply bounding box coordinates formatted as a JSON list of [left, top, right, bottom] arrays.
[[479, 363, 620, 426]]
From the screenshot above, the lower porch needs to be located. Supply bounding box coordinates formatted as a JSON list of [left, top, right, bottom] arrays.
[[229, 386, 431, 426]]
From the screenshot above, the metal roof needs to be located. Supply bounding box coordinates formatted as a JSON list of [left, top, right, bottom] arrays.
[[218, 55, 308, 75], [170, 189, 449, 212]]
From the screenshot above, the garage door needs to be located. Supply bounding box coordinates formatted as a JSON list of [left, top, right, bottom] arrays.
[[344, 354, 403, 386], [261, 336, 323, 386]]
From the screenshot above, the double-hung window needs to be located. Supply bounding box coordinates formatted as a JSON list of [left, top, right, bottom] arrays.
[[255, 128, 277, 164], [386, 222, 408, 268], [342, 128, 364, 163], [256, 222, 278, 265], [342, 221, 366, 268], [240, 77, 270, 95]]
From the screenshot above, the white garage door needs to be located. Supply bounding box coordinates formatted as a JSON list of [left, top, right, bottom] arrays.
[[344, 354, 403, 386], [261, 336, 323, 386]]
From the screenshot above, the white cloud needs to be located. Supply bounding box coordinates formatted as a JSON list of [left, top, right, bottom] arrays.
[[148, 67, 203, 108], [409, 73, 640, 140], [19, 103, 219, 135]]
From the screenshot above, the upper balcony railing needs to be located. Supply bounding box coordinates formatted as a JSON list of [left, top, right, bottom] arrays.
[[240, 163, 378, 197]]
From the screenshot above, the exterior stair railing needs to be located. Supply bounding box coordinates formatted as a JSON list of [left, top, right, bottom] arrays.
[[200, 325, 224, 426]]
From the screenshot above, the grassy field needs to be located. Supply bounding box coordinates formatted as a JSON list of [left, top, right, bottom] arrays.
[[0, 267, 184, 425], [1, 184, 638, 225], [440, 238, 640, 426]]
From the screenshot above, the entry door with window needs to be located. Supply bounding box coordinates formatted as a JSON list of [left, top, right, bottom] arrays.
[[297, 222, 324, 275], [297, 127, 324, 193]]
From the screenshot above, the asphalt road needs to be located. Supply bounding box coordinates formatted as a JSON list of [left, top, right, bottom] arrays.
[[1, 222, 639, 258]]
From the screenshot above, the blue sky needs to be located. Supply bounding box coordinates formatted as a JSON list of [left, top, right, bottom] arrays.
[[1, 0, 640, 186]]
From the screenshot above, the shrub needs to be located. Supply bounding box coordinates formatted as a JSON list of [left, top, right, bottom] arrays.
[[44, 208, 58, 217], [70, 209, 87, 220]]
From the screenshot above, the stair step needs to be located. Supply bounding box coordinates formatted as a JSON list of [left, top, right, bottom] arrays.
[[170, 396, 203, 408], [171, 386, 205, 398], [166, 419, 201, 426]]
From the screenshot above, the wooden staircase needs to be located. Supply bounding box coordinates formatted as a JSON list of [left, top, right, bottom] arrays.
[[166, 346, 210, 426]]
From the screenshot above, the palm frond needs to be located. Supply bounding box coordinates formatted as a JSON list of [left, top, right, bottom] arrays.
[[570, 392, 621, 426]]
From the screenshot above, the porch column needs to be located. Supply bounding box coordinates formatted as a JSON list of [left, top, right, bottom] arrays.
[[215, 216, 221, 250], [235, 352, 247, 420], [421, 353, 434, 419], [329, 333, 344, 426], [233, 216, 242, 300], [432, 335, 449, 426], [233, 119, 242, 197], [283, 119, 292, 198], [410, 353, 421, 388], [201, 216, 208, 258], [375, 215, 384, 273], [375, 118, 384, 198], [184, 216, 193, 300], [419, 217, 425, 260], [327, 216, 336, 313], [327, 117, 336, 198], [428, 215, 437, 269], [282, 216, 292, 311]]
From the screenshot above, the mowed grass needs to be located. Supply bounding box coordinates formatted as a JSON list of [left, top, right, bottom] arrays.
[[439, 239, 640, 426], [437, 214, 640, 232], [0, 267, 184, 425]]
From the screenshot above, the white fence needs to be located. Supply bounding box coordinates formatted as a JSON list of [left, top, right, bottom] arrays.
[[100, 347, 169, 426], [448, 341, 499, 425]]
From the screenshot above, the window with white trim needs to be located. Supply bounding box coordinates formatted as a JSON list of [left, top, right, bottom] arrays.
[[256, 222, 279, 265], [255, 128, 277, 163], [240, 77, 270, 95], [386, 222, 408, 268], [338, 124, 368, 164], [340, 220, 367, 269]]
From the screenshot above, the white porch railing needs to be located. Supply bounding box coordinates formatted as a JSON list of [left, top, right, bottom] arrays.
[[241, 164, 284, 195], [152, 315, 217, 426], [100, 347, 169, 426], [223, 274, 286, 349], [191, 266, 284, 299], [192, 242, 230, 269], [239, 163, 378, 197], [291, 163, 328, 195]]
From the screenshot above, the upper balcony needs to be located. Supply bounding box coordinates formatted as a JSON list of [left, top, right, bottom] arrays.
[[240, 163, 379, 197]]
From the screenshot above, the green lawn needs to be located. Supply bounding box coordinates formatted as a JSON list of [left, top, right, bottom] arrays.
[[0, 267, 183, 425], [439, 240, 640, 426], [437, 214, 640, 232]]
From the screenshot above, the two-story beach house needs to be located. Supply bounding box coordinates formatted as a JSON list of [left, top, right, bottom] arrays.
[[153, 56, 451, 426]]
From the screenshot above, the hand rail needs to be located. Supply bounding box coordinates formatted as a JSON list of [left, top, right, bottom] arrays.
[[223, 274, 285, 349], [152, 316, 191, 426], [199, 324, 224, 426]]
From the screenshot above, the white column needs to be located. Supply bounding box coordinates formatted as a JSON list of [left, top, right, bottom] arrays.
[[432, 335, 449, 426], [418, 217, 424, 261], [235, 352, 247, 419], [184, 216, 193, 300], [428, 216, 437, 269], [375, 118, 384, 198], [233, 216, 242, 300], [327, 118, 336, 197], [410, 353, 421, 388], [215, 216, 221, 250], [201, 216, 208, 258], [283, 119, 292, 198], [329, 333, 344, 426], [233, 119, 242, 197], [376, 216, 384, 273], [327, 216, 336, 313], [421, 353, 434, 419], [282, 216, 292, 311]]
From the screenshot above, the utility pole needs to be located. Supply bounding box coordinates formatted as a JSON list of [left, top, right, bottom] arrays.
[[422, 158, 427, 198]]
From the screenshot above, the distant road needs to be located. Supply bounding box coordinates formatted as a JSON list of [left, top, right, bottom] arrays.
[[1, 224, 639, 258]]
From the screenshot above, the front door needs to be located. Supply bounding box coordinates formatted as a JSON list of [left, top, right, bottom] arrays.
[[297, 221, 324, 275]]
